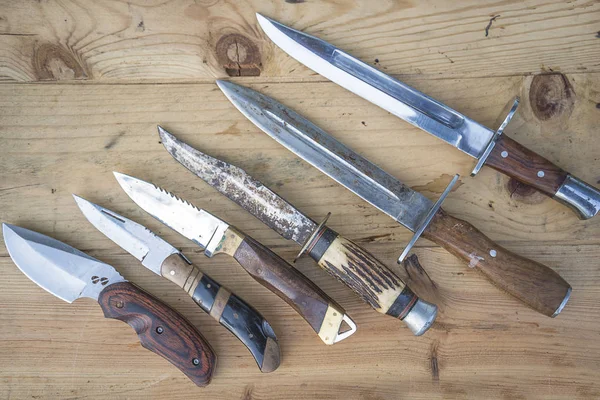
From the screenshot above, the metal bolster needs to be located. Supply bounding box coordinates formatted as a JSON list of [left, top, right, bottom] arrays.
[[397, 174, 460, 263], [551, 287, 572, 318], [295, 212, 331, 262], [471, 97, 520, 176], [554, 175, 600, 220]]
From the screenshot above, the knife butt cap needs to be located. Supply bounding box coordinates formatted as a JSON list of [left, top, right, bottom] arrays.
[[260, 336, 281, 373], [403, 298, 437, 336]]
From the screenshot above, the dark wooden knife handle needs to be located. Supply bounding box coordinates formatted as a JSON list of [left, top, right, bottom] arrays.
[[218, 227, 349, 345], [98, 281, 216, 387], [423, 209, 571, 317], [160, 254, 280, 373], [486, 135, 568, 197], [307, 227, 419, 320]]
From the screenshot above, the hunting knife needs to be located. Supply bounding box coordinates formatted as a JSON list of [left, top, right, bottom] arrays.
[[113, 172, 356, 345], [256, 14, 600, 220], [216, 80, 571, 318], [2, 223, 216, 387], [158, 126, 438, 336], [73, 195, 280, 373]]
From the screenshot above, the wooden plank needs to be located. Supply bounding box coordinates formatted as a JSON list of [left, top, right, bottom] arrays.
[[0, 70, 599, 398], [0, 0, 599, 82]]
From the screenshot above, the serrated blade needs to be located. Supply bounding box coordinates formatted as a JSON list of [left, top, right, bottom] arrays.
[[113, 172, 229, 255], [256, 13, 495, 158], [2, 224, 125, 302], [217, 80, 433, 232], [158, 126, 317, 245], [73, 195, 178, 275]]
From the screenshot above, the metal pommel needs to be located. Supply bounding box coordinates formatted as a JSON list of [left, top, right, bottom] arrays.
[[402, 298, 438, 336], [554, 175, 600, 220]]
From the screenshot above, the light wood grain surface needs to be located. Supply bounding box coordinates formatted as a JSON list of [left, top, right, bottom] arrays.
[[1, 1, 599, 399]]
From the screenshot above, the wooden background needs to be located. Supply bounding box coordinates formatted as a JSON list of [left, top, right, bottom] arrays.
[[1, 0, 599, 398]]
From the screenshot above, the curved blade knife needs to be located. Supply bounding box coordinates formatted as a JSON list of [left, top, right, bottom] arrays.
[[216, 80, 572, 318], [113, 172, 356, 345], [73, 195, 280, 373], [158, 126, 438, 336], [2, 223, 216, 387], [256, 13, 600, 220]]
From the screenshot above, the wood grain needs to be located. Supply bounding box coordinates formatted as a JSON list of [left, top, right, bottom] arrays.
[[98, 281, 216, 387], [1, 1, 600, 397]]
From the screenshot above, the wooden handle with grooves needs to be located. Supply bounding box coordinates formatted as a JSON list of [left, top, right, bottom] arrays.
[[422, 209, 571, 317], [486, 135, 568, 197], [159, 254, 280, 373], [98, 281, 216, 387], [217, 227, 348, 345], [308, 227, 419, 320]]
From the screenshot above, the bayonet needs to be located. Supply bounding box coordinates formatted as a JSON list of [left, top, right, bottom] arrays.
[[113, 172, 356, 344], [2, 224, 216, 387], [73, 195, 281, 372], [256, 14, 600, 220], [216, 81, 572, 318], [158, 126, 438, 336]]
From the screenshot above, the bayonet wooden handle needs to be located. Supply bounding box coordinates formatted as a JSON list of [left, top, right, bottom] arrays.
[[486, 135, 600, 219], [306, 227, 435, 334], [98, 281, 216, 387], [217, 227, 352, 345], [423, 208, 571, 317], [159, 254, 280, 373]]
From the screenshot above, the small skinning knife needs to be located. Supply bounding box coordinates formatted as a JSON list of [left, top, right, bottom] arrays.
[[256, 14, 600, 220], [113, 172, 356, 345], [215, 81, 571, 318], [73, 195, 280, 373], [2, 223, 216, 387], [158, 127, 438, 336]]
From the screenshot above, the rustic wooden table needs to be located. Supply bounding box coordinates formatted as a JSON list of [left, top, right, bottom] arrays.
[[1, 1, 599, 398]]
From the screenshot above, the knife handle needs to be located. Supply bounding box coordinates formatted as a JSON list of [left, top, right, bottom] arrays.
[[486, 135, 600, 219], [216, 227, 354, 345], [159, 253, 280, 373], [98, 281, 216, 387], [306, 226, 437, 336], [423, 208, 571, 317]]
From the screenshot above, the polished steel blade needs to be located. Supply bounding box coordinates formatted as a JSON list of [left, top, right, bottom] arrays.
[[217, 80, 432, 232], [2, 224, 125, 302], [113, 172, 230, 256], [256, 13, 494, 158], [73, 195, 179, 275], [158, 126, 318, 245]]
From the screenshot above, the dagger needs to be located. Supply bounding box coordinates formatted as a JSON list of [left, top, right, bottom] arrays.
[[113, 172, 356, 345], [157, 126, 438, 336], [256, 13, 600, 220], [215, 80, 572, 318], [73, 195, 280, 373], [2, 223, 216, 387]]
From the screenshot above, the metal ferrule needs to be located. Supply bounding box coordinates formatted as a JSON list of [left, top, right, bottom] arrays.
[[402, 298, 438, 336], [554, 175, 600, 220]]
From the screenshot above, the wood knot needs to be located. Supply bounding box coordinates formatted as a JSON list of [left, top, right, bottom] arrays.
[[33, 43, 88, 80], [529, 73, 574, 121], [506, 178, 547, 205], [215, 34, 261, 77]]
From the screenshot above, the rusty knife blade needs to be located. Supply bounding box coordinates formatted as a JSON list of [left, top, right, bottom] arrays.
[[158, 126, 318, 245]]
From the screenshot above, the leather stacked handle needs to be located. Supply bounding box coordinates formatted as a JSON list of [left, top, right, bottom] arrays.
[[423, 209, 571, 317], [98, 281, 216, 387], [159, 253, 280, 373], [486, 135, 600, 219], [215, 227, 352, 345], [306, 227, 421, 321]]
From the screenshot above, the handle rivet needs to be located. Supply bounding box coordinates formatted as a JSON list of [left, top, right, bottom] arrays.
[[489, 249, 497, 257], [156, 326, 164, 334], [537, 171, 545, 178], [501, 151, 508, 158], [192, 358, 200, 366], [170, 270, 175, 276], [115, 301, 124, 308], [206, 283, 211, 289], [248, 333, 254, 339]]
